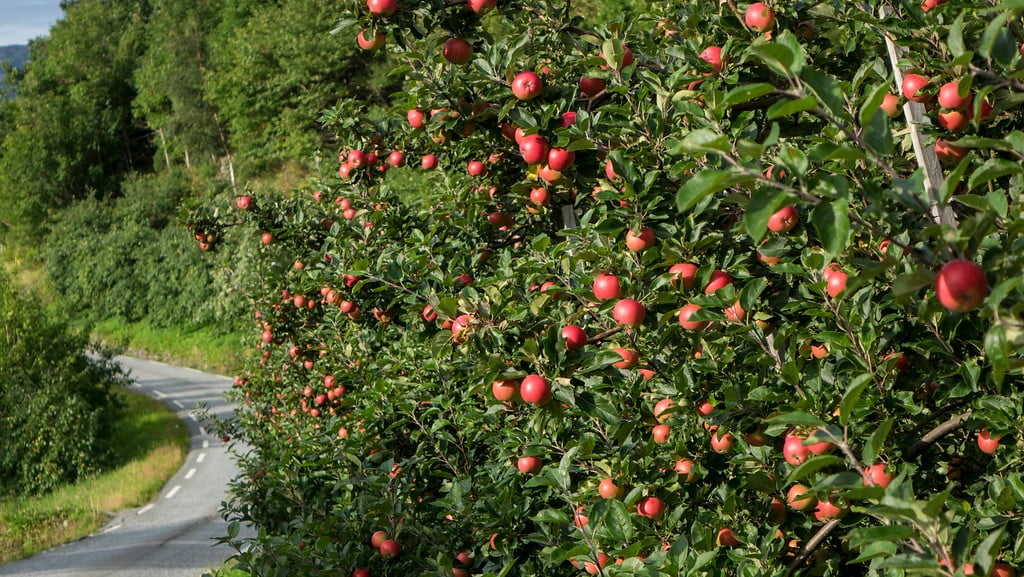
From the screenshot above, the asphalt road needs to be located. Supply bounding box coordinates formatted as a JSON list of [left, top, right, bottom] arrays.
[[0, 356, 247, 577]]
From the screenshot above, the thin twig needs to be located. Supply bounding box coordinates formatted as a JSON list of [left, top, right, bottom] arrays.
[[903, 411, 972, 460]]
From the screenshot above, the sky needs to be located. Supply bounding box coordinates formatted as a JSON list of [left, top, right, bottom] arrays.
[[0, 0, 64, 46]]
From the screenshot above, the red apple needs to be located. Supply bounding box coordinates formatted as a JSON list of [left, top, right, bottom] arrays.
[[421, 154, 438, 169], [783, 435, 811, 466], [562, 325, 588, 350], [547, 147, 575, 171], [613, 347, 639, 369], [625, 227, 656, 251], [675, 458, 697, 482], [977, 428, 1001, 454], [862, 463, 892, 488], [670, 263, 699, 289], [579, 77, 606, 97], [704, 270, 732, 294], [598, 478, 624, 499], [787, 483, 816, 510], [880, 93, 900, 117], [388, 150, 405, 167], [710, 431, 734, 453], [517, 456, 542, 474], [700, 46, 724, 74], [935, 260, 987, 312], [935, 139, 967, 163], [511, 71, 543, 100], [921, 0, 946, 11], [938, 109, 968, 131], [519, 134, 549, 164], [716, 527, 740, 547], [745, 2, 775, 32], [529, 187, 549, 206], [371, 530, 389, 549], [654, 398, 675, 423], [443, 38, 473, 65], [467, 160, 487, 176], [652, 424, 671, 444], [357, 29, 386, 51], [367, 0, 397, 16], [901, 73, 931, 103], [519, 374, 552, 405], [767, 205, 799, 233], [379, 539, 401, 558], [993, 562, 1016, 577], [236, 196, 252, 210], [468, 0, 496, 15], [814, 499, 845, 522], [826, 270, 848, 298], [724, 300, 746, 323], [261, 232, 273, 245], [407, 108, 425, 128], [492, 379, 519, 401], [678, 304, 709, 331], [937, 80, 971, 110], [592, 274, 621, 300], [636, 496, 665, 519], [353, 569, 370, 577]]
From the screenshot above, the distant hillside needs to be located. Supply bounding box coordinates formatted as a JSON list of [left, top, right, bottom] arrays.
[[1, 45, 29, 93]]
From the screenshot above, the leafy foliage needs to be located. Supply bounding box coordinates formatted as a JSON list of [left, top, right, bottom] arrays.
[[0, 272, 127, 496]]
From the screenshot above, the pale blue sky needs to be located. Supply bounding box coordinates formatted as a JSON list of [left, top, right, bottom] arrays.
[[0, 0, 64, 46]]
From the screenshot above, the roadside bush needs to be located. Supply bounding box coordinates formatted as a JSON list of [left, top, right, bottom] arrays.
[[203, 1, 1023, 576], [0, 272, 127, 496]]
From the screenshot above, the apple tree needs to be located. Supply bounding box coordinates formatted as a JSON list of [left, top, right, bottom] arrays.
[[198, 0, 1024, 575]]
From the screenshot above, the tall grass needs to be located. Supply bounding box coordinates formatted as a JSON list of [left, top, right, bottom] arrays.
[[0, 388, 189, 564], [90, 318, 244, 375]]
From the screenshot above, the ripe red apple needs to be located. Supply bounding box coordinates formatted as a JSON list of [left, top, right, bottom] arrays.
[[938, 110, 968, 131], [518, 134, 549, 164], [652, 424, 671, 444], [636, 496, 665, 519], [767, 205, 799, 233], [517, 456, 542, 474], [710, 431, 734, 453], [357, 29, 386, 51], [407, 108, 425, 128], [371, 530, 389, 549], [826, 270, 848, 298], [236, 196, 252, 210], [787, 483, 816, 510], [537, 164, 562, 184], [367, 0, 397, 16], [468, 0, 496, 14], [421, 154, 438, 169], [937, 80, 971, 110], [675, 458, 696, 482], [806, 437, 835, 456], [862, 463, 892, 488], [977, 428, 1001, 454], [562, 325, 587, 350], [724, 300, 746, 323], [443, 37, 473, 65], [492, 379, 519, 401], [592, 274, 621, 300], [529, 187, 549, 206], [934, 139, 967, 163], [579, 76, 607, 97], [814, 499, 845, 522], [519, 374, 552, 405], [745, 2, 775, 32], [670, 263, 699, 289], [880, 93, 900, 117], [613, 347, 639, 369], [921, 0, 946, 11], [613, 299, 645, 327], [783, 435, 811, 466], [604, 158, 619, 181], [678, 304, 709, 331], [654, 398, 675, 423], [625, 227, 656, 251], [716, 527, 740, 547], [546, 147, 575, 171], [261, 232, 273, 245], [935, 260, 988, 312], [700, 46, 724, 74], [451, 313, 472, 343], [901, 73, 931, 103], [353, 569, 370, 577], [511, 71, 543, 100], [704, 270, 732, 294], [993, 562, 1016, 577], [387, 151, 404, 167], [598, 477, 624, 499], [378, 539, 401, 558], [467, 160, 487, 176]]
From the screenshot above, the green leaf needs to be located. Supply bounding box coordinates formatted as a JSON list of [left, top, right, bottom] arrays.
[[722, 83, 776, 108], [766, 411, 826, 428], [676, 170, 753, 212], [744, 190, 789, 243], [840, 373, 873, 426], [863, 418, 893, 465], [787, 455, 843, 483], [532, 508, 569, 523], [778, 145, 809, 177], [948, 14, 966, 58], [848, 525, 915, 548], [767, 94, 817, 119], [891, 269, 935, 299], [750, 39, 799, 78], [985, 324, 1009, 385], [673, 128, 731, 155], [863, 109, 893, 154], [974, 527, 1006, 577], [939, 156, 972, 204], [859, 83, 890, 127], [801, 67, 847, 120], [967, 158, 1024, 192], [602, 499, 635, 542], [979, 12, 1011, 61], [810, 199, 851, 256]]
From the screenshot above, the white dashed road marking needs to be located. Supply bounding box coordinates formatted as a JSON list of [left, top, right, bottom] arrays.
[[172, 400, 184, 409], [196, 453, 206, 463], [166, 485, 181, 499], [152, 390, 167, 398], [138, 504, 155, 515], [203, 440, 209, 449], [185, 468, 197, 480], [101, 524, 121, 534]]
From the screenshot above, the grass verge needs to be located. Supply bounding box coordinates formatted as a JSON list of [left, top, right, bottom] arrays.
[[90, 318, 244, 376], [0, 388, 189, 565]]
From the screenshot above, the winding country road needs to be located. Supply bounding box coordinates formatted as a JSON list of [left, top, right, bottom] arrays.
[[0, 356, 246, 577]]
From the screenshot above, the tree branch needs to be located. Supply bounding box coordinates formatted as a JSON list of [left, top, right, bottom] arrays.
[[903, 411, 972, 461], [786, 519, 841, 573]]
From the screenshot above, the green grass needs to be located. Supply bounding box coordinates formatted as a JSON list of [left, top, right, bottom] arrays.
[[0, 388, 189, 565], [90, 318, 244, 376]]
